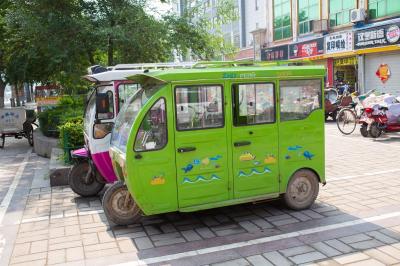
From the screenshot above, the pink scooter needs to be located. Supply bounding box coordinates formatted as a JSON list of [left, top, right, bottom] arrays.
[[69, 63, 194, 196]]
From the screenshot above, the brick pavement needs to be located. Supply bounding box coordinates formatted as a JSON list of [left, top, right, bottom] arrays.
[[4, 123, 400, 265]]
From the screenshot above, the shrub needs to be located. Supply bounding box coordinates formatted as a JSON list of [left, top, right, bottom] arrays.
[[38, 95, 85, 137], [59, 116, 84, 149]]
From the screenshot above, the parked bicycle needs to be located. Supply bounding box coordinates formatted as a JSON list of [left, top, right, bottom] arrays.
[[336, 89, 376, 135]]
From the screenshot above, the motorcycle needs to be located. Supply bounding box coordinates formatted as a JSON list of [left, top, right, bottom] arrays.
[[359, 95, 400, 138]]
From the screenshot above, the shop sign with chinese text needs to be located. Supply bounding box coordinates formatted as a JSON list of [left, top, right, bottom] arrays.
[[261, 45, 289, 61], [325, 31, 353, 54], [354, 22, 400, 49], [289, 38, 324, 59]]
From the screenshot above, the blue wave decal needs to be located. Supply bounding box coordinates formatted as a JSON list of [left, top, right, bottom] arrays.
[[182, 174, 221, 184], [238, 167, 271, 177], [288, 145, 302, 151]]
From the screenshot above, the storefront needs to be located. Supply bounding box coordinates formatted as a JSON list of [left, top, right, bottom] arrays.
[[354, 19, 400, 95], [324, 31, 356, 90], [260, 45, 289, 61]]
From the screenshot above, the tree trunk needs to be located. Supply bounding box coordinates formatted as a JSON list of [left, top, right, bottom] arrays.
[[107, 33, 113, 66], [0, 79, 5, 108]]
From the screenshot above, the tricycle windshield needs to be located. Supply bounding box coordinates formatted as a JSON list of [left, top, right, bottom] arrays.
[[111, 85, 161, 153], [84, 90, 96, 135]]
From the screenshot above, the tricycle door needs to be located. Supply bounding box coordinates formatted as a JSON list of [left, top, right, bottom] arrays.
[[131, 95, 178, 214], [231, 82, 280, 198], [174, 84, 229, 208]]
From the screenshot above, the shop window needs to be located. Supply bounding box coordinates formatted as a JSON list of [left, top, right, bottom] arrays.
[[134, 98, 167, 152], [274, 0, 292, 40], [329, 0, 355, 27], [298, 0, 320, 35], [175, 85, 224, 130], [369, 0, 400, 19], [233, 83, 275, 126], [280, 80, 321, 121]]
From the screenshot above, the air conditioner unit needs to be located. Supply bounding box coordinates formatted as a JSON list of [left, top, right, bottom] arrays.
[[312, 19, 328, 33], [351, 8, 367, 23]]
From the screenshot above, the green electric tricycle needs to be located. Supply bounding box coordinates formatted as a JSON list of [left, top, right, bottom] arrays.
[[104, 62, 326, 225]]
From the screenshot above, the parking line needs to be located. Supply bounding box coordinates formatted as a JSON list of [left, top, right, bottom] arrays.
[[328, 168, 400, 181], [112, 211, 400, 266], [0, 149, 31, 225]]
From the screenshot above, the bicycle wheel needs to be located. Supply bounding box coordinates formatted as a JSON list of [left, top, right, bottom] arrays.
[[336, 108, 357, 135]]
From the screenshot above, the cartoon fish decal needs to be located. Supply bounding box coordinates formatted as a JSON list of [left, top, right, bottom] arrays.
[[193, 159, 201, 165], [201, 158, 210, 166], [303, 151, 315, 160], [210, 155, 222, 161], [239, 152, 256, 161], [285, 155, 291, 160], [263, 155, 277, 164], [151, 176, 166, 185], [288, 145, 303, 151], [182, 164, 194, 173]]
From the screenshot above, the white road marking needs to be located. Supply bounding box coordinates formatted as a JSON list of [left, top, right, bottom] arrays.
[[0, 149, 31, 225], [328, 168, 400, 181], [112, 211, 400, 266]]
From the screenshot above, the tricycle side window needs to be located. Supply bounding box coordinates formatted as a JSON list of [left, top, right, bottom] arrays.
[[232, 83, 275, 126], [280, 79, 322, 121], [118, 83, 140, 111], [175, 85, 224, 131], [134, 98, 167, 152]]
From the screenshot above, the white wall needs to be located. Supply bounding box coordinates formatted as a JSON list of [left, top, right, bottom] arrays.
[[243, 0, 268, 48]]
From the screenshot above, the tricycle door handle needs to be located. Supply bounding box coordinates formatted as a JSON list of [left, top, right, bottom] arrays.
[[234, 141, 251, 147], [177, 147, 196, 153]]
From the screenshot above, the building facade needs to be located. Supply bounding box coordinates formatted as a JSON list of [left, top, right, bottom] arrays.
[[179, 0, 268, 60], [259, 0, 400, 94]]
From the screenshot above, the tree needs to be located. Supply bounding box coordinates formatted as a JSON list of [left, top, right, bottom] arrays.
[[0, 0, 10, 107]]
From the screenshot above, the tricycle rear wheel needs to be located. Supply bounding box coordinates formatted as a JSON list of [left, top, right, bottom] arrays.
[[283, 169, 319, 210], [102, 181, 141, 226], [69, 161, 105, 197], [26, 125, 34, 146]]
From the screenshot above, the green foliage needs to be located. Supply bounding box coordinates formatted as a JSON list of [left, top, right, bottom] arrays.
[[59, 117, 84, 149], [38, 95, 84, 137]]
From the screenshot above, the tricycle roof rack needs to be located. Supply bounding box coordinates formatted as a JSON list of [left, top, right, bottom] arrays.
[[111, 62, 196, 71], [193, 60, 313, 68]]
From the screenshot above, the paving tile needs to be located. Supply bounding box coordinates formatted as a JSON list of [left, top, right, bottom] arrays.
[[84, 242, 117, 252], [301, 210, 324, 219], [324, 239, 354, 253], [212, 258, 250, 266], [280, 245, 315, 257], [333, 252, 370, 264], [30, 239, 48, 253], [339, 233, 372, 244], [311, 242, 342, 257], [48, 240, 82, 251], [81, 233, 99, 246], [49, 234, 81, 245], [12, 243, 31, 257], [181, 230, 202, 241], [271, 218, 299, 226], [251, 218, 273, 229], [195, 227, 216, 238], [263, 251, 293, 266], [349, 239, 384, 250], [289, 251, 326, 264], [246, 255, 273, 266], [98, 231, 116, 243], [118, 239, 137, 253], [66, 246, 84, 262], [10, 259, 47, 266], [367, 231, 399, 244], [364, 249, 400, 265], [134, 237, 154, 250], [378, 245, 400, 260], [84, 248, 120, 259], [239, 221, 260, 233], [10, 252, 47, 264], [346, 258, 385, 266], [289, 211, 312, 222]]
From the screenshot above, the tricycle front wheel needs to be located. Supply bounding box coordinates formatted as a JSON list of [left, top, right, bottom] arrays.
[[102, 181, 141, 226], [68, 161, 105, 197], [26, 125, 34, 146]]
